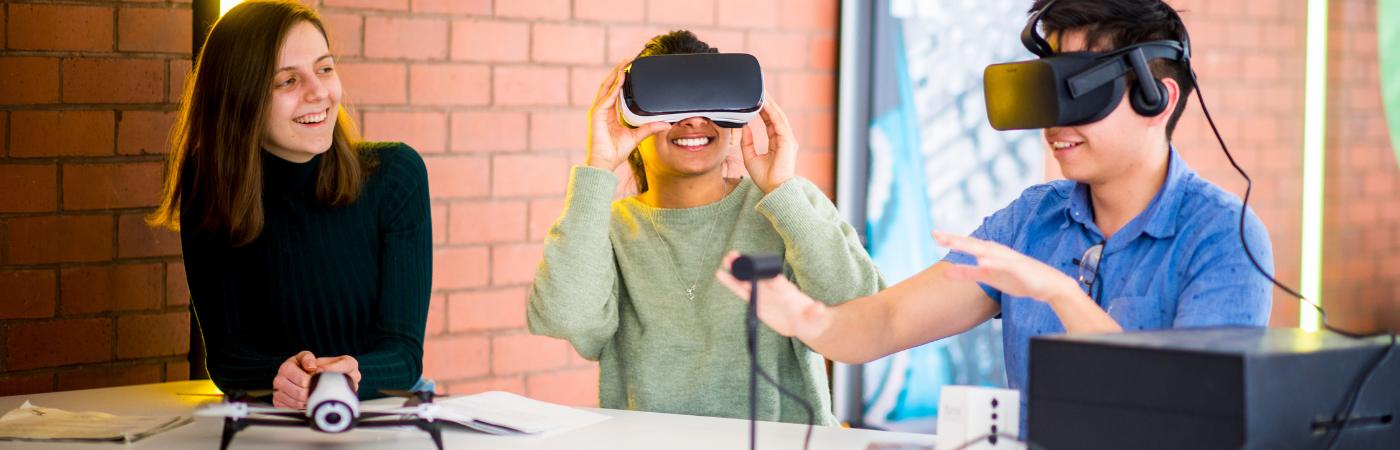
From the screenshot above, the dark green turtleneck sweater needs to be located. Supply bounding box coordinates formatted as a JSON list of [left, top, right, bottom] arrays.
[[181, 142, 432, 398]]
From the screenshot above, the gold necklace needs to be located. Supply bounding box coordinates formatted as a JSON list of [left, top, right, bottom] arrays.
[[644, 211, 720, 301]]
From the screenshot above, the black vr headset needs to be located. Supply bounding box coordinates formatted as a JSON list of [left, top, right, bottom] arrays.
[[983, 0, 1191, 130], [617, 53, 765, 129]]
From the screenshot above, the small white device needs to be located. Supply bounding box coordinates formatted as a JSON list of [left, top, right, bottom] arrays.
[[934, 385, 1023, 450]]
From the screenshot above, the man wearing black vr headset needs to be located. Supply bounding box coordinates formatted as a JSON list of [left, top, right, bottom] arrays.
[[717, 0, 1273, 432]]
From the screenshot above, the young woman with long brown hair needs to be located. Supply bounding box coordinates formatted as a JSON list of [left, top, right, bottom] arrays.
[[149, 1, 430, 409]]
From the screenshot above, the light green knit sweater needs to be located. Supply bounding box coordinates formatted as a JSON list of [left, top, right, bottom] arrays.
[[527, 166, 883, 425]]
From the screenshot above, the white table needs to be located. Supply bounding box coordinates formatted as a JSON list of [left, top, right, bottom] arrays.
[[0, 381, 935, 450]]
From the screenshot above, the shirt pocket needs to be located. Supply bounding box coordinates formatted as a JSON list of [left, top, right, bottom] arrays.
[[1105, 295, 1172, 330]]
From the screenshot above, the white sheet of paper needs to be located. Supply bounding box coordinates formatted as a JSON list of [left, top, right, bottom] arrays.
[[435, 391, 609, 436], [0, 401, 192, 443]]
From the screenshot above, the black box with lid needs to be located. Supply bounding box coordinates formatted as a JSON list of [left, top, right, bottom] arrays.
[[1028, 327, 1397, 449]]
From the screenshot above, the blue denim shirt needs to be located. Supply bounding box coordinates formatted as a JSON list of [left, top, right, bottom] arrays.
[[942, 148, 1273, 425]]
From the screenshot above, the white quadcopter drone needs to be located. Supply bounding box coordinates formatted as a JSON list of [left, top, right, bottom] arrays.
[[194, 372, 445, 450]]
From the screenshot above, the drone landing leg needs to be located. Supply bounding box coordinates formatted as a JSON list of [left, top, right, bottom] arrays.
[[219, 418, 250, 450]]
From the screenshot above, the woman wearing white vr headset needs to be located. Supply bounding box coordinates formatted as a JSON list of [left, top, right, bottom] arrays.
[[526, 31, 883, 425]]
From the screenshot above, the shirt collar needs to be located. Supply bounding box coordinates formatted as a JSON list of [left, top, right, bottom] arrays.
[[1064, 147, 1190, 244]]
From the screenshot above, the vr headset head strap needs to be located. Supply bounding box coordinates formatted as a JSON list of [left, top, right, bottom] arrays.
[[1021, 0, 1058, 57], [1065, 40, 1186, 99]]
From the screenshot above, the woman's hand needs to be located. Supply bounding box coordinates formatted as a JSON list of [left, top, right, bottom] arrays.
[[740, 96, 799, 194], [586, 59, 672, 171], [272, 351, 317, 409], [314, 355, 362, 392]]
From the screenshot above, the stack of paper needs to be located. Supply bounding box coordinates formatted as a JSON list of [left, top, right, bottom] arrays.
[[0, 401, 191, 443], [429, 391, 609, 436]]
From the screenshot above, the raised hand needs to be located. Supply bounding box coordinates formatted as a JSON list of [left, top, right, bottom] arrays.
[[586, 59, 672, 171], [936, 232, 1080, 304], [740, 96, 798, 193]]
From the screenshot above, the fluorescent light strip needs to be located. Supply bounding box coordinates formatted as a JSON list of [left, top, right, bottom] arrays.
[[1300, 0, 1329, 332]]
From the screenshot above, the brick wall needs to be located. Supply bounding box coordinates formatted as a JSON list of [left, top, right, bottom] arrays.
[[1320, 0, 1400, 333], [0, 0, 838, 404], [1, 0, 191, 397]]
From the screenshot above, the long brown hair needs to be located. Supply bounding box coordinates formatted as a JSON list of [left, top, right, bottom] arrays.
[[148, 0, 368, 247]]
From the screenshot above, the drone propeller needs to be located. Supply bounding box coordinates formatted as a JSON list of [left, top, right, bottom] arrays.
[[380, 389, 447, 406]]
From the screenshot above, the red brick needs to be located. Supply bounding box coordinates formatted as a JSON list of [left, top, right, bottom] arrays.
[[10, 110, 115, 157], [7, 215, 113, 264], [525, 367, 599, 406], [365, 17, 448, 60], [451, 111, 527, 152], [431, 203, 448, 244], [451, 20, 529, 63], [117, 312, 190, 359], [56, 363, 163, 391], [117, 110, 176, 155], [423, 334, 490, 380], [409, 64, 491, 106], [495, 0, 569, 20], [448, 200, 527, 244], [1, 111, 6, 154], [806, 110, 835, 149], [62, 162, 164, 210], [809, 33, 837, 70], [425, 293, 447, 336], [322, 13, 363, 57], [8, 4, 113, 51], [447, 287, 527, 332], [779, 0, 837, 30], [606, 25, 669, 63], [339, 62, 407, 105], [412, 0, 491, 14], [570, 66, 610, 107], [532, 24, 606, 65], [796, 150, 834, 196], [63, 59, 165, 104], [0, 57, 61, 105], [363, 111, 447, 153], [118, 7, 191, 54], [0, 373, 54, 397], [528, 198, 566, 240], [322, 0, 409, 10], [575, 0, 645, 22], [445, 376, 525, 396], [60, 264, 163, 315], [493, 66, 569, 106], [170, 59, 192, 102], [6, 318, 113, 370], [717, 0, 778, 28], [167, 360, 191, 381], [490, 333, 570, 375], [748, 31, 807, 70], [0, 6, 5, 49], [0, 164, 58, 212], [118, 212, 182, 258], [167, 263, 189, 307], [432, 246, 490, 290], [491, 243, 544, 286], [424, 156, 490, 199], [0, 270, 56, 319], [492, 155, 569, 196], [777, 72, 835, 109], [530, 110, 589, 152], [647, 0, 716, 26]]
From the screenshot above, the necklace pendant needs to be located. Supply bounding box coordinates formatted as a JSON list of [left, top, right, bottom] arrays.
[[686, 286, 696, 301]]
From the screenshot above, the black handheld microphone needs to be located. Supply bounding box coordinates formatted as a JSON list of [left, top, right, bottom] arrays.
[[730, 254, 783, 281], [730, 253, 814, 450]]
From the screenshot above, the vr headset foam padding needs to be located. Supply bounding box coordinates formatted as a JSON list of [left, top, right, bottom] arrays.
[[618, 53, 764, 129]]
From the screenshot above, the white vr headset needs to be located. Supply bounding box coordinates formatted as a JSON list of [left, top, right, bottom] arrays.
[[617, 53, 765, 128]]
